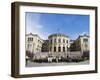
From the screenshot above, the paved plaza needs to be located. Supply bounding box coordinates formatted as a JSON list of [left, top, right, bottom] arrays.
[[26, 60, 89, 67]]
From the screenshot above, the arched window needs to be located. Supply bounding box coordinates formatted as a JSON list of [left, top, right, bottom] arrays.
[[50, 39, 52, 44], [66, 40, 68, 43], [58, 46, 61, 52], [54, 39, 56, 43], [63, 47, 65, 52], [58, 39, 61, 43], [31, 38, 33, 41], [63, 39, 65, 43], [54, 46, 56, 52]]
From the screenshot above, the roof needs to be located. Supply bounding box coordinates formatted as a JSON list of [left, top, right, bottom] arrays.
[[79, 34, 90, 38], [76, 34, 89, 40], [26, 33, 38, 36], [48, 33, 69, 38], [26, 33, 43, 41]]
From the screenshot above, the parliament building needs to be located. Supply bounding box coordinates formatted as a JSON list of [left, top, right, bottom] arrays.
[[26, 33, 89, 60]]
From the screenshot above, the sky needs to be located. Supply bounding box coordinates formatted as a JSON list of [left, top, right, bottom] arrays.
[[26, 12, 89, 40]]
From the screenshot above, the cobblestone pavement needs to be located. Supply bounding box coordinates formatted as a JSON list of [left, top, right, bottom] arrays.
[[26, 60, 89, 67]]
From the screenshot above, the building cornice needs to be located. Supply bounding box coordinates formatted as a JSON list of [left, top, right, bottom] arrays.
[[48, 33, 69, 38]]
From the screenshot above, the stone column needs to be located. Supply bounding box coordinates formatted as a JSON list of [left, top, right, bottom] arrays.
[[65, 45, 67, 52], [56, 45, 58, 52], [61, 44, 63, 52], [52, 45, 54, 52]]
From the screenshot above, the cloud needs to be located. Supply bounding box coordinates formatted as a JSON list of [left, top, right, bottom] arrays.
[[26, 13, 43, 29], [26, 13, 50, 39], [35, 24, 43, 29], [70, 33, 79, 40]]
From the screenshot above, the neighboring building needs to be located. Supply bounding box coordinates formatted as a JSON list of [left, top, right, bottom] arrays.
[[70, 34, 90, 52], [69, 40, 75, 50], [79, 34, 90, 52], [26, 33, 43, 53], [48, 33, 70, 52], [42, 40, 49, 52], [69, 40, 75, 45], [69, 34, 90, 59]]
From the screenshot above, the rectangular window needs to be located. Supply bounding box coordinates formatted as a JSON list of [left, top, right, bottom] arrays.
[[83, 38, 88, 42], [28, 37, 33, 41]]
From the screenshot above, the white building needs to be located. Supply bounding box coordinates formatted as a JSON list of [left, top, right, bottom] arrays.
[[26, 33, 43, 53], [48, 33, 70, 52]]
